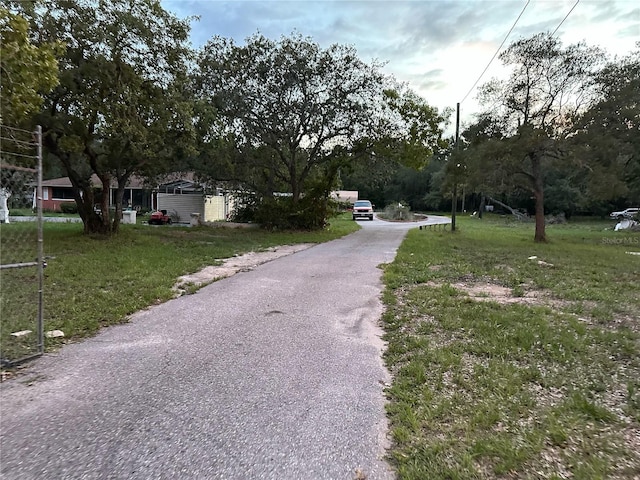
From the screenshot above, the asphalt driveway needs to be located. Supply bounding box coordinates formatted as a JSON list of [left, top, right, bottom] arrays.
[[0, 215, 450, 480]]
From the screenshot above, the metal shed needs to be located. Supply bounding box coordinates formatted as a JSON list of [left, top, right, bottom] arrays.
[[154, 179, 235, 223]]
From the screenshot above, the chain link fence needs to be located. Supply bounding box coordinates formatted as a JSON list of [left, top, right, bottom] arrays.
[[0, 125, 44, 367]]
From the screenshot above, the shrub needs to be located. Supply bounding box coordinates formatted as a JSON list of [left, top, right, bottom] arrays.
[[229, 194, 260, 223], [6, 208, 32, 216], [335, 200, 353, 212], [60, 202, 78, 214], [253, 196, 330, 230], [383, 202, 414, 221]]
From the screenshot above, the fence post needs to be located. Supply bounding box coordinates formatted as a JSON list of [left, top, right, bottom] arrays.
[[36, 125, 44, 355]]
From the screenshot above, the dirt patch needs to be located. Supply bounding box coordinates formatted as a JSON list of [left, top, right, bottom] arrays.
[[172, 244, 315, 294], [425, 280, 638, 333], [425, 280, 554, 306]]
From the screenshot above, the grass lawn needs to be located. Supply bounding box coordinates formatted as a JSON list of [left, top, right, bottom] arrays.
[[3, 210, 639, 478], [1, 214, 358, 362], [382, 215, 640, 479]]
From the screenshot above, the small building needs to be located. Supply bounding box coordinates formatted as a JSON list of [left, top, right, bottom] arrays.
[[155, 178, 236, 223], [331, 190, 359, 205]]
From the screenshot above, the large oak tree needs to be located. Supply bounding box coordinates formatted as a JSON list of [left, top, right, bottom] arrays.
[[194, 33, 446, 228], [471, 33, 603, 241], [21, 0, 195, 234]]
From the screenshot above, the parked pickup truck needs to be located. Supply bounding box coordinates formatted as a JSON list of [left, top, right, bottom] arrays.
[[352, 200, 374, 221]]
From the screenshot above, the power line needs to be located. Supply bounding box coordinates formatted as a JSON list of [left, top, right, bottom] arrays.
[[552, 0, 580, 36], [459, 0, 580, 108], [460, 0, 530, 104]]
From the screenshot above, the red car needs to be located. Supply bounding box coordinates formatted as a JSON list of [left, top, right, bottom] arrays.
[[149, 209, 172, 225]]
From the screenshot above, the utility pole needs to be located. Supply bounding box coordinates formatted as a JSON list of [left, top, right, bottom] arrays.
[[451, 102, 460, 232]]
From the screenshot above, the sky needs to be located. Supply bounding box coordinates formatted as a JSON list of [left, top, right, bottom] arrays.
[[161, 0, 639, 130]]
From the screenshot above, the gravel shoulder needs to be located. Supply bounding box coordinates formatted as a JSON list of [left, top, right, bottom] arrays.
[[173, 244, 316, 293]]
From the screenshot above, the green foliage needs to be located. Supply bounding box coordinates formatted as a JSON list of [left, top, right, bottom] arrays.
[[196, 33, 386, 206], [339, 155, 402, 209], [570, 48, 640, 206], [228, 193, 259, 223], [458, 45, 639, 220], [0, 7, 61, 126], [381, 87, 450, 170], [20, 0, 196, 235], [465, 34, 604, 241], [59, 202, 78, 214], [341, 151, 450, 211], [544, 175, 584, 217], [381, 202, 414, 221], [195, 33, 447, 229], [252, 195, 339, 231], [5, 6, 453, 234]]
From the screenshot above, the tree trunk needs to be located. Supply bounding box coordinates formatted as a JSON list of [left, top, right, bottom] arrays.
[[73, 185, 109, 235], [84, 211, 110, 235], [112, 179, 131, 234], [65, 169, 110, 235], [289, 152, 300, 203], [43, 135, 112, 235], [98, 173, 112, 232], [531, 153, 547, 243], [73, 175, 111, 236], [486, 196, 527, 221], [291, 179, 300, 204]]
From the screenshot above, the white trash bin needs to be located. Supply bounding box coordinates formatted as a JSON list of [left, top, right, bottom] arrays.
[[122, 210, 137, 224]]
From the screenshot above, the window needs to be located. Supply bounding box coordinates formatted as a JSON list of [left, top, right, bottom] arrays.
[[51, 187, 76, 200]]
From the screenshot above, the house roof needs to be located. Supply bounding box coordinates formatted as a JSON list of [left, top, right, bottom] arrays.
[[154, 171, 196, 184], [41, 176, 75, 188], [41, 174, 149, 189], [40, 172, 214, 192], [156, 179, 202, 193]]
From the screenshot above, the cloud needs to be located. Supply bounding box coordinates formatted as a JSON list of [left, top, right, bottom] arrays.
[[161, 0, 639, 123]]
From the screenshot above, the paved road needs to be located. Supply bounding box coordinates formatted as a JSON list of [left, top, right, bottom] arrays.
[[0, 215, 450, 480]]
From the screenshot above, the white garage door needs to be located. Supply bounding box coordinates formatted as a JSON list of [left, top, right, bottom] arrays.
[[157, 193, 204, 223]]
